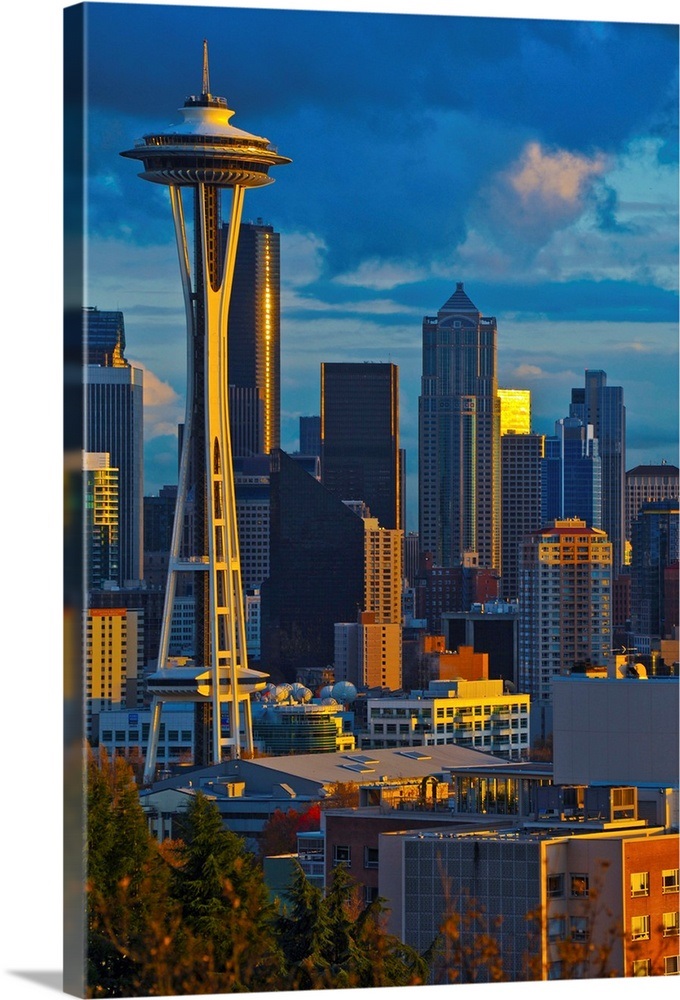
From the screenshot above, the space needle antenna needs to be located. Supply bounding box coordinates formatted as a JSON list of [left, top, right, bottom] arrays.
[[202, 38, 210, 96]]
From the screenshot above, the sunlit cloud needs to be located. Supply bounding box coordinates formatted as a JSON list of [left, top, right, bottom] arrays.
[[128, 360, 183, 442], [510, 142, 607, 206]]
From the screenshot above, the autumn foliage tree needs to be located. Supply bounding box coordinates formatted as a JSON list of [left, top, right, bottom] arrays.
[[258, 802, 321, 860]]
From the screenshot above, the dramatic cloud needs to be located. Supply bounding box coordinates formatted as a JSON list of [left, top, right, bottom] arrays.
[[76, 3, 678, 513]]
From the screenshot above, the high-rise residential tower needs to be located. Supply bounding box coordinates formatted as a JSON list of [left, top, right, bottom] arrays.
[[122, 43, 289, 780], [85, 334, 144, 586], [321, 362, 402, 530], [419, 283, 501, 570], [518, 518, 612, 705], [221, 219, 281, 456], [570, 370, 626, 573], [84, 452, 119, 592]]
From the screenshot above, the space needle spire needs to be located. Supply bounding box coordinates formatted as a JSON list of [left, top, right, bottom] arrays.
[[202, 38, 210, 97], [122, 45, 290, 784]]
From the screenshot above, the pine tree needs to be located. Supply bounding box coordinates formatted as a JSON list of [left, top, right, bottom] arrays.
[[276, 863, 333, 988], [170, 791, 284, 990], [86, 747, 171, 996]]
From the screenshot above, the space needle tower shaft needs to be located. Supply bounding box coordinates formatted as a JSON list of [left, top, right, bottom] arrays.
[[122, 43, 290, 783]]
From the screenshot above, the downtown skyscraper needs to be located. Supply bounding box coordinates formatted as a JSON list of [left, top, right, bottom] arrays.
[[321, 362, 402, 530], [419, 283, 501, 570], [221, 220, 281, 457], [84, 307, 144, 586], [570, 370, 626, 574]]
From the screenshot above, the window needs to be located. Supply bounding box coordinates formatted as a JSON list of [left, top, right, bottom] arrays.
[[548, 916, 566, 941], [631, 914, 650, 941], [363, 885, 379, 904], [570, 874, 589, 898], [663, 912, 680, 937], [663, 869, 680, 893], [333, 845, 351, 866], [547, 874, 564, 898], [570, 916, 588, 941], [664, 956, 679, 976], [631, 871, 649, 897], [547, 961, 562, 980], [633, 959, 650, 977], [364, 847, 379, 869]]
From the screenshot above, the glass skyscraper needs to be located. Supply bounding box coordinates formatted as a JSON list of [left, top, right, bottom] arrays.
[[570, 370, 626, 573], [220, 220, 281, 457], [321, 362, 402, 531], [419, 283, 500, 570]]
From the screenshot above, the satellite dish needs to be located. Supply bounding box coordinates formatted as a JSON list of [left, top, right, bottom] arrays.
[[332, 681, 357, 703]]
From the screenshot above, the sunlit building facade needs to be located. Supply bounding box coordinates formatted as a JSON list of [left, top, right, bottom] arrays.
[[85, 607, 144, 743], [418, 283, 501, 571], [221, 220, 281, 456], [84, 452, 119, 591], [498, 388, 531, 435]]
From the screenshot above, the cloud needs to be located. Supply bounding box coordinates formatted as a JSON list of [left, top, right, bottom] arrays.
[[510, 142, 606, 206], [127, 361, 184, 442], [512, 364, 546, 378], [334, 258, 429, 291]]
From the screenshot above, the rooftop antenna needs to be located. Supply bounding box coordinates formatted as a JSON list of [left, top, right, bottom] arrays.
[[202, 38, 210, 96]]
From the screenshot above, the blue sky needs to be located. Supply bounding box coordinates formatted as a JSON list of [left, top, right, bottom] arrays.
[[80, 0, 679, 530]]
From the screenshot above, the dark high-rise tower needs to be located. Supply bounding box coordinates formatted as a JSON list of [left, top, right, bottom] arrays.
[[221, 220, 281, 456], [122, 42, 289, 780], [419, 283, 501, 570], [630, 499, 679, 641], [321, 362, 401, 530], [570, 370, 626, 573], [84, 306, 126, 366], [262, 448, 365, 679], [501, 432, 544, 601]]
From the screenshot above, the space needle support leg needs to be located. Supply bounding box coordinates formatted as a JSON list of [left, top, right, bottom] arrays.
[[198, 181, 250, 763], [142, 185, 197, 786]]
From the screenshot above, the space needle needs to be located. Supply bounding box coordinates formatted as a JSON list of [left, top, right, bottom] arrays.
[[122, 42, 290, 783]]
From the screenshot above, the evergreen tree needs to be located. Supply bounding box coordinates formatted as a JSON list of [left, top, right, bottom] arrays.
[[170, 791, 284, 990], [277, 863, 333, 988], [86, 747, 170, 997]]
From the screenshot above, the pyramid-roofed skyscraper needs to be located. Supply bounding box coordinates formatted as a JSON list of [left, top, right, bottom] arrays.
[[418, 283, 501, 571]]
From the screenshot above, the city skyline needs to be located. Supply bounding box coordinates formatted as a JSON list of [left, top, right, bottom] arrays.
[[82, 1, 678, 532]]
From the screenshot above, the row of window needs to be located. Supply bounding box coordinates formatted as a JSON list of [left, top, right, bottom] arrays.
[[631, 912, 679, 940], [332, 845, 379, 869], [631, 869, 680, 896]]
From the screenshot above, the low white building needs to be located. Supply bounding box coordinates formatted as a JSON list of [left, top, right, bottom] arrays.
[[361, 678, 530, 759]]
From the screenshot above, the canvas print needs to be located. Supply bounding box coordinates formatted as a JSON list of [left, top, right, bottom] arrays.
[[64, 1, 679, 997]]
